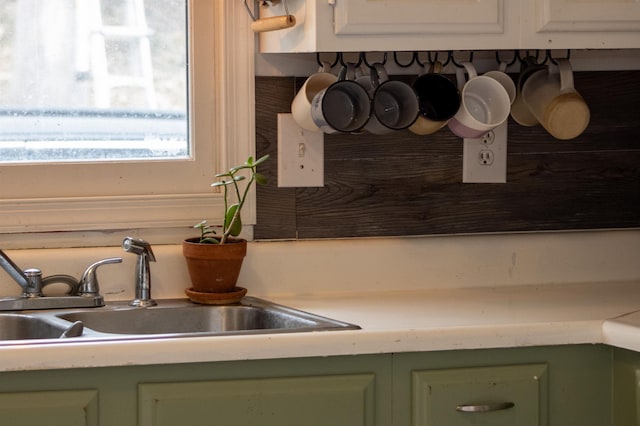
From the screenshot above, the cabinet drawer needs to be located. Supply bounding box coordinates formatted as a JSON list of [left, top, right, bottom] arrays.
[[412, 364, 548, 426]]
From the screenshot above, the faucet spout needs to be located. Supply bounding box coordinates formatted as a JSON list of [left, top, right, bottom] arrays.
[[0, 249, 31, 292]]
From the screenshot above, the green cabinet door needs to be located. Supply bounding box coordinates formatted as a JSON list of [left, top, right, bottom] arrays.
[[0, 389, 98, 426], [412, 364, 548, 426], [139, 373, 376, 426], [613, 348, 640, 426]]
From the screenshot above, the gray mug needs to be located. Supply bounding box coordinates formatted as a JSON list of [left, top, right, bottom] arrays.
[[365, 63, 419, 135], [311, 63, 371, 134]]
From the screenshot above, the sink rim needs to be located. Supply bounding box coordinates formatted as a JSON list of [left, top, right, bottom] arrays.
[[0, 297, 360, 345]]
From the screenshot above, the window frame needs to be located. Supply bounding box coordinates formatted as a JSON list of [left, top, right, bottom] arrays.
[[0, 0, 256, 248]]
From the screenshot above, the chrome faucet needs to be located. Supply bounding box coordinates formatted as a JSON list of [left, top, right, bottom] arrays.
[[122, 237, 157, 307], [0, 249, 122, 310]]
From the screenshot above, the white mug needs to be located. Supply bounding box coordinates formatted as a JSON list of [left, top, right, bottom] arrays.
[[522, 59, 590, 140], [291, 62, 338, 131], [448, 62, 511, 139]]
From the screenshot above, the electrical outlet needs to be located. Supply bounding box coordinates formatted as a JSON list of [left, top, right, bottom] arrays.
[[462, 121, 508, 183], [479, 150, 494, 165], [277, 113, 324, 187]]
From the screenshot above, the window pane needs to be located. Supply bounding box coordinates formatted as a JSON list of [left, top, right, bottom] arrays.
[[0, 0, 187, 163]]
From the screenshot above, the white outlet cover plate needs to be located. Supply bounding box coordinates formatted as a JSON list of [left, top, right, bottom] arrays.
[[462, 121, 508, 183], [277, 113, 324, 187]]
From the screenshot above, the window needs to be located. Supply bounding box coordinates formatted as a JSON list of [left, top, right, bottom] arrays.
[[0, 0, 255, 248], [1, 0, 188, 163]]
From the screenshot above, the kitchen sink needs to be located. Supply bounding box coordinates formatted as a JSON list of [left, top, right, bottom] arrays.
[[0, 297, 359, 344], [0, 314, 70, 340]]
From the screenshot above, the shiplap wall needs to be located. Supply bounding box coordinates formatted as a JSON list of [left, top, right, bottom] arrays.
[[254, 71, 640, 240]]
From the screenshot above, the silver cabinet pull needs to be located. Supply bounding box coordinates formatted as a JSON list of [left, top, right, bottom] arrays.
[[456, 402, 515, 413]]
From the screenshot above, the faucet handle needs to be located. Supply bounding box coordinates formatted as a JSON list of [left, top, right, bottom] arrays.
[[78, 257, 123, 296]]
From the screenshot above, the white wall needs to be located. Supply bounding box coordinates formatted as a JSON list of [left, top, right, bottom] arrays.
[[2, 230, 639, 299]]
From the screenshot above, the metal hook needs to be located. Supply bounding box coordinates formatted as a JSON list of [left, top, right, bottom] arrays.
[[495, 50, 518, 67], [546, 49, 571, 65], [428, 51, 451, 67], [449, 51, 474, 68], [245, 0, 291, 18], [338, 52, 363, 67], [361, 52, 387, 68], [244, 0, 295, 32], [517, 50, 544, 65], [244, 0, 258, 21], [317, 52, 340, 69], [393, 52, 415, 68]]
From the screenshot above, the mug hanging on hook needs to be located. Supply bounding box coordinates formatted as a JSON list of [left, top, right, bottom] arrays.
[[317, 52, 340, 69], [244, 0, 296, 32], [546, 49, 571, 65], [449, 51, 474, 68]]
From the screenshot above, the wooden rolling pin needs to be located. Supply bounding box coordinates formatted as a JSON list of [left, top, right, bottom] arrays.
[[250, 14, 296, 32]]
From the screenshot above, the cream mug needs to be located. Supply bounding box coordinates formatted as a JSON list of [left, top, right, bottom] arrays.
[[291, 62, 338, 131], [510, 56, 545, 127], [484, 61, 516, 105], [522, 59, 590, 140], [448, 62, 511, 139]]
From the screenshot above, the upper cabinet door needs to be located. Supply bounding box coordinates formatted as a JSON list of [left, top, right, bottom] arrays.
[[257, 0, 640, 52], [258, 0, 518, 52], [523, 0, 640, 48], [334, 0, 504, 36]]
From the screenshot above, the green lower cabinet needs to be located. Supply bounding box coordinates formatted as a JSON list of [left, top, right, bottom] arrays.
[[393, 345, 613, 426], [0, 345, 631, 425], [0, 354, 392, 426], [0, 389, 98, 426], [411, 364, 548, 426], [139, 374, 376, 426], [612, 348, 640, 426]]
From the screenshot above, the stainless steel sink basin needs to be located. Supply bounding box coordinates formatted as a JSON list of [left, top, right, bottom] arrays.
[[0, 297, 359, 344], [56, 298, 355, 336], [0, 314, 69, 340]]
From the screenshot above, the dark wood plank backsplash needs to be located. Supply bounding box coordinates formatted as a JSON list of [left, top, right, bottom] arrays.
[[254, 71, 640, 240]]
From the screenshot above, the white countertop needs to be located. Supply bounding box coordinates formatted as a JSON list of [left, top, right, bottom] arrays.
[[3, 280, 640, 372]]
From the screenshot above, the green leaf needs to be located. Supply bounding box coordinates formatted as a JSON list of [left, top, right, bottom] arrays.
[[200, 237, 220, 244], [253, 154, 270, 167], [255, 173, 267, 185], [225, 204, 242, 236], [211, 180, 234, 188]]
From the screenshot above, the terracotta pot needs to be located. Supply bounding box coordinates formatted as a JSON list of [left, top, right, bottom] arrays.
[[182, 237, 247, 293]]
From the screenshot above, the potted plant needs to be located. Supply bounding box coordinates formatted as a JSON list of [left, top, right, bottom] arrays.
[[183, 154, 269, 304]]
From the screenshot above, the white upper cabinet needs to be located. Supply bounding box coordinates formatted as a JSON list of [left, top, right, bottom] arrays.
[[333, 0, 505, 38], [522, 0, 640, 48], [258, 0, 518, 52], [257, 0, 640, 53]]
